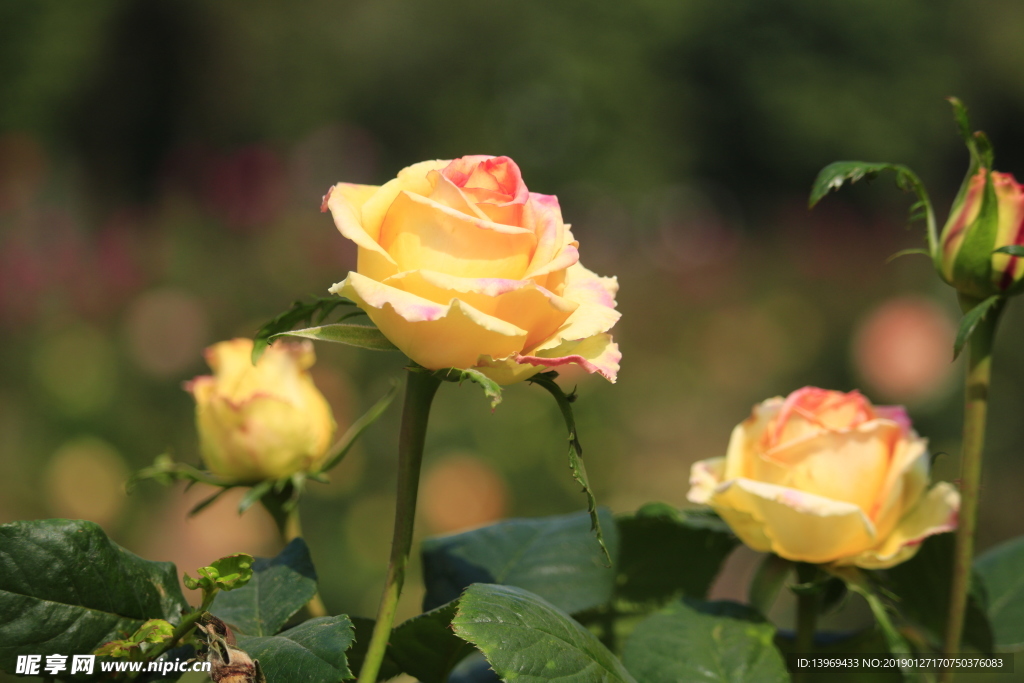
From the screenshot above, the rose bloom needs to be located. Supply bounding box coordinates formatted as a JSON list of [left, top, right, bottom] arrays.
[[940, 168, 1024, 298], [688, 387, 959, 568], [322, 155, 620, 385], [185, 338, 336, 481]]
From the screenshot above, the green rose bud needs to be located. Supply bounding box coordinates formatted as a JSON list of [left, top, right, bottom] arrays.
[[939, 167, 1024, 299]]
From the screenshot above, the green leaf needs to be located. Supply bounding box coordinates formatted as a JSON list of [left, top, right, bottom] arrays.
[[975, 535, 1024, 650], [429, 366, 503, 408], [389, 601, 475, 683], [452, 583, 637, 683], [317, 381, 400, 473], [994, 244, 1024, 258], [128, 453, 233, 492], [238, 479, 276, 514], [183, 553, 254, 594], [948, 97, 994, 170], [422, 509, 618, 616], [252, 297, 358, 363], [528, 371, 611, 563], [615, 504, 738, 604], [953, 295, 1001, 360], [272, 323, 399, 352], [884, 532, 993, 654], [885, 248, 931, 264], [210, 539, 318, 637], [236, 615, 354, 683], [0, 519, 188, 675], [621, 599, 789, 683], [808, 161, 936, 257], [94, 619, 175, 657]]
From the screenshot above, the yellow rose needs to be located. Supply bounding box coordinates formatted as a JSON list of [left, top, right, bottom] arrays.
[[687, 387, 959, 568], [185, 338, 336, 481], [322, 155, 620, 385]]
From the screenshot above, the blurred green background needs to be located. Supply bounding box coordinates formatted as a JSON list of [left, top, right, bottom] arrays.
[[2, 0, 1024, 675]]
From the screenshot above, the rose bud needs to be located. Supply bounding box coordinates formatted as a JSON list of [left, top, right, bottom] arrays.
[[939, 168, 1024, 299], [323, 155, 620, 385], [185, 338, 336, 482], [688, 387, 959, 569]]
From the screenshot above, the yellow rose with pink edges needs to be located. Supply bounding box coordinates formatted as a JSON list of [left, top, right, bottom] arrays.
[[185, 338, 336, 481], [688, 387, 959, 568], [322, 155, 620, 385]]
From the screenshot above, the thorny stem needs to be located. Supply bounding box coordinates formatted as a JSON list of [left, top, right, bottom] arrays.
[[357, 369, 441, 683]]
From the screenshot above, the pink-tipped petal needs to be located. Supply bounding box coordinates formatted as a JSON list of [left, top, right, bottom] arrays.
[[843, 482, 960, 569], [331, 272, 528, 371], [516, 333, 621, 382]]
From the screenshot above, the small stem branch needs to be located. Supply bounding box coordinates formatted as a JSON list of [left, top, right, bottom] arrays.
[[126, 593, 215, 680], [357, 370, 441, 683], [942, 300, 1001, 681], [793, 564, 819, 683]]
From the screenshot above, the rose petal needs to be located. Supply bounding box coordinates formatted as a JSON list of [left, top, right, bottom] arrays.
[[754, 420, 903, 514], [529, 263, 621, 355], [474, 334, 620, 385], [201, 393, 330, 481], [723, 398, 783, 482], [442, 156, 530, 225], [687, 456, 726, 504], [326, 182, 400, 281], [991, 172, 1024, 287], [513, 333, 621, 382], [869, 434, 929, 542], [428, 170, 492, 221], [874, 404, 913, 435], [523, 194, 580, 282], [710, 478, 877, 564], [360, 159, 451, 241], [843, 482, 960, 569], [767, 388, 875, 448], [200, 338, 316, 406], [380, 190, 536, 279], [332, 272, 528, 370], [385, 269, 577, 349]]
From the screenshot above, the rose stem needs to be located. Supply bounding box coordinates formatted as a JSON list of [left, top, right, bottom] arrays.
[[357, 369, 441, 683], [263, 485, 328, 618], [793, 563, 819, 683], [942, 299, 1001, 680]]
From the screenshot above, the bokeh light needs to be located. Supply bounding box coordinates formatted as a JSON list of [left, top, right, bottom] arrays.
[[44, 436, 129, 527], [853, 296, 956, 403], [143, 486, 279, 601], [32, 324, 117, 417], [123, 287, 209, 378], [420, 454, 509, 534]]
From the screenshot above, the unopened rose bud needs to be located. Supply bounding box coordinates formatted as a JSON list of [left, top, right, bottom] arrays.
[[939, 168, 1024, 298], [185, 338, 336, 482]]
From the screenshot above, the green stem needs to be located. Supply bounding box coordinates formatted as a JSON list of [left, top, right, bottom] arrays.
[[942, 299, 1001, 681], [793, 564, 819, 683], [357, 369, 441, 683], [261, 487, 328, 618], [126, 592, 216, 680]]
